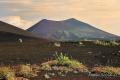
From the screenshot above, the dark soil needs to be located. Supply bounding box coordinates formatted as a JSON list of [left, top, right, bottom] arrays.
[[0, 41, 119, 67], [0, 41, 120, 79]]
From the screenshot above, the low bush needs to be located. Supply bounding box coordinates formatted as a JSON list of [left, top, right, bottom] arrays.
[[55, 52, 71, 66], [41, 52, 88, 72], [0, 67, 15, 80], [14, 64, 35, 78], [92, 66, 120, 76]]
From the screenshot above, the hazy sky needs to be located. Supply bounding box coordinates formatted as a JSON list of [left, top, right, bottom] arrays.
[[0, 0, 120, 36]]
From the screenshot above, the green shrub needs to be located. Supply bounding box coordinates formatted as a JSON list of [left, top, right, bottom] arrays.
[[55, 52, 71, 66], [41, 52, 88, 73], [54, 52, 88, 72], [69, 60, 88, 72]]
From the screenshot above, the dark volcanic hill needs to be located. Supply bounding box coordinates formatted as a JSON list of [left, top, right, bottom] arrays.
[[27, 18, 120, 41], [0, 21, 44, 41]]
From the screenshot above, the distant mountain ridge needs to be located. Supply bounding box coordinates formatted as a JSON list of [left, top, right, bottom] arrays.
[[27, 18, 120, 41]]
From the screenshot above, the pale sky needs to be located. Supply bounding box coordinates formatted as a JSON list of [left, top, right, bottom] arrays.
[[0, 0, 120, 36]]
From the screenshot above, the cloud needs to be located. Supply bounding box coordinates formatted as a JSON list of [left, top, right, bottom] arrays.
[[0, 16, 35, 29]]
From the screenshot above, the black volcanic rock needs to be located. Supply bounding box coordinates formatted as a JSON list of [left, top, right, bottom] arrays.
[[27, 18, 120, 41], [0, 21, 45, 41]]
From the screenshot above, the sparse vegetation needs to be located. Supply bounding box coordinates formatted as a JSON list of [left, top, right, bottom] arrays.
[[54, 52, 88, 72], [0, 67, 15, 80], [41, 52, 88, 73], [0, 41, 120, 79], [40, 52, 89, 79], [40, 52, 120, 79], [0, 56, 120, 80], [14, 64, 36, 78], [110, 40, 119, 46], [91, 66, 120, 76], [0, 64, 39, 80], [94, 40, 120, 46], [55, 52, 71, 66]]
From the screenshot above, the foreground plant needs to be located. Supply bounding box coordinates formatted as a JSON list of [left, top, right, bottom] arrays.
[[14, 64, 37, 78], [55, 52, 70, 66], [0, 67, 15, 80], [41, 52, 88, 73], [55, 52, 88, 72], [91, 66, 120, 76]]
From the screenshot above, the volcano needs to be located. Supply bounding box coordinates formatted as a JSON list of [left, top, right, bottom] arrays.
[[27, 18, 120, 41]]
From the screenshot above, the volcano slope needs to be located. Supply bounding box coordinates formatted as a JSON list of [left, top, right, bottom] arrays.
[[27, 18, 120, 41], [0, 21, 45, 42]]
